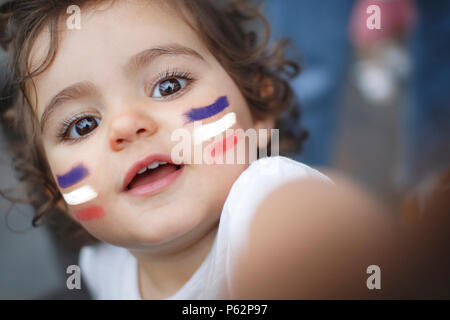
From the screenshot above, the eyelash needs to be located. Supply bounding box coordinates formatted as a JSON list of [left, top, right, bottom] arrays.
[[147, 68, 195, 99], [57, 69, 196, 143], [57, 112, 99, 143]]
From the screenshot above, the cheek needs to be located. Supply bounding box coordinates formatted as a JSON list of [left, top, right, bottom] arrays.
[[201, 162, 246, 206], [43, 144, 107, 221], [62, 185, 105, 222], [183, 96, 229, 123], [62, 179, 99, 206], [48, 154, 105, 218], [232, 100, 254, 131], [210, 132, 239, 158], [56, 164, 89, 188], [218, 74, 255, 130], [72, 205, 105, 221]]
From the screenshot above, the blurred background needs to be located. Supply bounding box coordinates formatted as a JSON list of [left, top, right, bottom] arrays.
[[1, 0, 449, 299]]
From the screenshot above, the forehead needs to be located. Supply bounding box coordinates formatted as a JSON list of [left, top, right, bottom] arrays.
[[29, 0, 212, 113]]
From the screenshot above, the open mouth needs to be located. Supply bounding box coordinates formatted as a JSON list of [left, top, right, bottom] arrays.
[[123, 155, 184, 196], [127, 161, 182, 189]]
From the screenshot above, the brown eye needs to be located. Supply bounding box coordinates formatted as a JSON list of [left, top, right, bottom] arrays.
[[152, 78, 186, 98], [70, 116, 100, 138]]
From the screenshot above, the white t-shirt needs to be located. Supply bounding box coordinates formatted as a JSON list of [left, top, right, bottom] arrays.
[[79, 156, 330, 299]]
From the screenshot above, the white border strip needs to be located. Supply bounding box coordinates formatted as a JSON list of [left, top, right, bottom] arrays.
[[193, 112, 236, 144], [63, 185, 98, 205]]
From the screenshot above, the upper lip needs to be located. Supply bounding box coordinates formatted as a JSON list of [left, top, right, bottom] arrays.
[[122, 153, 178, 191]]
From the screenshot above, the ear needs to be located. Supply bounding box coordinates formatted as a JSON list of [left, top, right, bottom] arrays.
[[261, 76, 274, 99]]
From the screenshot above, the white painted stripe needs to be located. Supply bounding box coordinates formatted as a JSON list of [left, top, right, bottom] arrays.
[[63, 185, 98, 205], [193, 112, 236, 144]]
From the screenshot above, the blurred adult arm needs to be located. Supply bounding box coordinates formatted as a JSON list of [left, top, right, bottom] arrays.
[[230, 174, 397, 299]]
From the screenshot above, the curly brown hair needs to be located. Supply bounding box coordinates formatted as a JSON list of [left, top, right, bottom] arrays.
[[0, 0, 306, 250]]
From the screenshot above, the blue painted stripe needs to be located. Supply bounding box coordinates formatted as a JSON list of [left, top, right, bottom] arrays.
[[57, 164, 89, 188], [184, 96, 229, 122]]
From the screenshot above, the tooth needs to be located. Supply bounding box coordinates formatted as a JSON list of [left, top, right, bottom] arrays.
[[137, 167, 147, 174], [148, 162, 159, 170], [159, 161, 167, 165]]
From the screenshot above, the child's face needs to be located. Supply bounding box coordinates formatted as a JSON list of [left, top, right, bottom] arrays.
[[29, 1, 270, 249]]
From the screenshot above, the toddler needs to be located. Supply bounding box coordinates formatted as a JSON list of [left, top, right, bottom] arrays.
[[0, 0, 391, 299]]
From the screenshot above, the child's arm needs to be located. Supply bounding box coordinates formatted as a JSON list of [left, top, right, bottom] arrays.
[[230, 175, 396, 299]]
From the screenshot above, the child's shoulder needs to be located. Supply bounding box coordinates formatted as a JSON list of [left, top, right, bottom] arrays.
[[220, 156, 331, 253], [226, 156, 331, 211], [79, 242, 138, 299], [244, 156, 330, 181]]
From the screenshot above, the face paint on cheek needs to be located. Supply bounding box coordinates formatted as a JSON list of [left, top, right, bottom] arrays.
[[184, 96, 229, 123], [62, 185, 98, 205], [74, 205, 105, 221], [193, 112, 237, 144], [211, 132, 239, 158], [56, 164, 89, 188], [57, 165, 103, 220]]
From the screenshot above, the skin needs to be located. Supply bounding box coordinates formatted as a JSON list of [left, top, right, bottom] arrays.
[[29, 0, 272, 299], [232, 172, 450, 299], [28, 0, 397, 300], [232, 176, 396, 299]]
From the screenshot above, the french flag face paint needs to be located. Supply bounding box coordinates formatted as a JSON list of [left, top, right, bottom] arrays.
[[210, 132, 239, 158], [57, 164, 99, 206], [62, 185, 98, 205], [74, 206, 105, 221], [56, 164, 89, 188], [185, 96, 236, 144], [184, 96, 229, 123], [193, 112, 237, 144]]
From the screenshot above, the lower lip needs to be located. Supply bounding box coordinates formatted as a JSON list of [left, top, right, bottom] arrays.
[[124, 165, 184, 197]]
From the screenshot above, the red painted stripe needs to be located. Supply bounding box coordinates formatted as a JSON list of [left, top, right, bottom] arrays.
[[74, 206, 105, 221], [211, 133, 238, 158]]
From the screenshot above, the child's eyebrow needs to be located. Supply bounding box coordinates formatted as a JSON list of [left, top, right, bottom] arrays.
[[124, 44, 206, 77], [40, 81, 98, 132], [40, 44, 206, 132]]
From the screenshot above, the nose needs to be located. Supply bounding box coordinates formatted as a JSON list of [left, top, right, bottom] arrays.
[[109, 110, 158, 151]]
